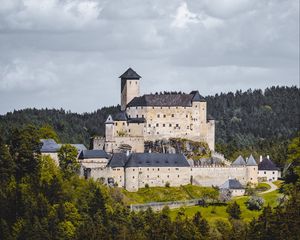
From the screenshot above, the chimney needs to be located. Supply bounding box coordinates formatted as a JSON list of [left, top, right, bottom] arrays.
[[126, 150, 130, 157], [267, 155, 270, 159], [149, 149, 151, 153], [260, 155, 263, 162]]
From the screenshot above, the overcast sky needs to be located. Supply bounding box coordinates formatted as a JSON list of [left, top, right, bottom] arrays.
[[0, 0, 299, 114]]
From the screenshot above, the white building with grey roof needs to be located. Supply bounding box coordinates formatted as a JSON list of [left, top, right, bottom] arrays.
[[101, 68, 215, 154]]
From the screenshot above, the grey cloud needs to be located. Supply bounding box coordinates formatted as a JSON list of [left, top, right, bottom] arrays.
[[0, 0, 298, 114]]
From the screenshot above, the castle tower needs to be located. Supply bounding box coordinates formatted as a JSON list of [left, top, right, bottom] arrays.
[[120, 68, 141, 111], [105, 115, 114, 142]]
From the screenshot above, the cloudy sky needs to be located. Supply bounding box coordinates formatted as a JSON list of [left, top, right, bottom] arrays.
[[0, 0, 299, 114]]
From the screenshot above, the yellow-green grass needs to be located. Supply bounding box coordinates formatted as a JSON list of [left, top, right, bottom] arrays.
[[256, 182, 271, 192], [121, 185, 215, 204], [273, 180, 284, 188], [169, 190, 281, 223]]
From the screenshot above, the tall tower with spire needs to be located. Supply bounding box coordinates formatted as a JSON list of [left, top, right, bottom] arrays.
[[119, 68, 141, 111]]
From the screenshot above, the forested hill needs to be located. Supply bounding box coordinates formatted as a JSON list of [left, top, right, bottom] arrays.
[[0, 86, 299, 158]]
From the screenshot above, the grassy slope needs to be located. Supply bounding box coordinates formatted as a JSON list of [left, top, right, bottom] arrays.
[[121, 185, 215, 204], [169, 189, 282, 223], [121, 183, 282, 223]]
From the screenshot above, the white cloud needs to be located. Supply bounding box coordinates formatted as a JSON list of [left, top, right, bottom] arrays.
[[0, 0, 298, 114], [0, 59, 59, 91], [171, 2, 199, 28], [0, 0, 102, 30]]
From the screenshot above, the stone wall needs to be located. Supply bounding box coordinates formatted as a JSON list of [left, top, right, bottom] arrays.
[[125, 166, 191, 191], [191, 166, 254, 186]]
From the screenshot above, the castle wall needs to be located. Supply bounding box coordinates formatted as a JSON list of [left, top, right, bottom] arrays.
[[126, 105, 214, 148], [191, 166, 249, 186], [125, 166, 190, 192], [105, 136, 144, 153]]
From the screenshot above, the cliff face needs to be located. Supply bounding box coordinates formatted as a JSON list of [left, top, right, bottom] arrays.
[[144, 138, 211, 160]]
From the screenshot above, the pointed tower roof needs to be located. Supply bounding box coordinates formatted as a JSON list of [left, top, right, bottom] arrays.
[[232, 155, 246, 166], [105, 115, 114, 124], [190, 91, 206, 102], [119, 68, 141, 79], [246, 154, 257, 166]]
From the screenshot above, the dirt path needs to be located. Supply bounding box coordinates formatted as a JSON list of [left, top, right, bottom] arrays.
[[259, 182, 278, 195]]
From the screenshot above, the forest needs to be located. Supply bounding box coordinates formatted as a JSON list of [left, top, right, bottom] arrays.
[[0, 86, 299, 166], [0, 125, 299, 239]]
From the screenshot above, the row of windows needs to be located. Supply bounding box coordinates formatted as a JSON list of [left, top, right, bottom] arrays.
[[133, 168, 180, 171], [134, 175, 180, 179]]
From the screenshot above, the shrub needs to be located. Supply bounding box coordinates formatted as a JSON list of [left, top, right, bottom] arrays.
[[165, 182, 170, 188], [226, 201, 241, 219], [145, 183, 149, 188], [246, 196, 264, 210]]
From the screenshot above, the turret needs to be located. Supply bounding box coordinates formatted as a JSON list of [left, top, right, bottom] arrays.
[[105, 115, 115, 142], [119, 68, 141, 111]]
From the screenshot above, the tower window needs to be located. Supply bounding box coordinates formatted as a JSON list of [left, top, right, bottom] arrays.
[[157, 114, 160, 118], [130, 81, 132, 84], [169, 124, 172, 127], [172, 114, 174, 117], [163, 124, 165, 127], [148, 124, 151, 127], [163, 115, 166, 118], [136, 115, 138, 118], [156, 123, 159, 127], [136, 81, 137, 84]]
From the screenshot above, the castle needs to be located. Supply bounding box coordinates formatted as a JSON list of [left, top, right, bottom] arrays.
[[40, 68, 280, 193], [100, 68, 215, 153]]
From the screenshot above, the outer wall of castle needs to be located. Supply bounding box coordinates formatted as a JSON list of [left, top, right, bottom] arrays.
[[87, 164, 258, 192]]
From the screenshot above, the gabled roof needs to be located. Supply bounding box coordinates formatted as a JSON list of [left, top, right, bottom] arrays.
[[125, 153, 190, 167], [119, 68, 141, 79], [108, 153, 128, 168], [246, 154, 257, 166], [127, 91, 206, 108], [40, 139, 60, 153], [105, 115, 114, 124], [220, 179, 244, 189], [78, 150, 109, 159], [232, 155, 246, 166], [258, 158, 278, 171]]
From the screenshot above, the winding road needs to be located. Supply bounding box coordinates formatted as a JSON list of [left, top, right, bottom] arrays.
[[259, 182, 278, 195]]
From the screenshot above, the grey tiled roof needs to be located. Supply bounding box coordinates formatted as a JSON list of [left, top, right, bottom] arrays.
[[232, 155, 246, 166], [246, 154, 258, 166], [40, 139, 60, 153], [125, 153, 190, 167], [127, 91, 205, 107], [119, 68, 141, 79], [114, 111, 128, 121], [78, 150, 109, 159], [41, 139, 86, 154], [220, 179, 244, 189], [258, 158, 278, 170], [108, 153, 128, 168]]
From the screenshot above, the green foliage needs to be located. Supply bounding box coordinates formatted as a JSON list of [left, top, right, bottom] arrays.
[[58, 144, 80, 178], [39, 124, 60, 142], [226, 201, 241, 219], [246, 196, 264, 211]]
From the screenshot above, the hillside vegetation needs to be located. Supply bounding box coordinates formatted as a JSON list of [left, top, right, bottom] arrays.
[[0, 86, 299, 166]]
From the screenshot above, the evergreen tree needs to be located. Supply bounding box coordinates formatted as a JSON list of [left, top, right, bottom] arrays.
[[226, 201, 241, 219]]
